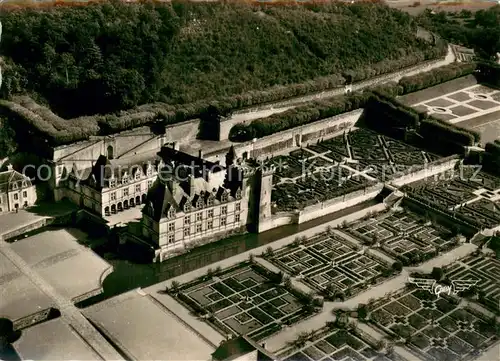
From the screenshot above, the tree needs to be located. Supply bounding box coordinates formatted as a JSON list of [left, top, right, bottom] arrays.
[[392, 261, 403, 273], [431, 267, 444, 281], [169, 280, 180, 294], [357, 304, 368, 320]]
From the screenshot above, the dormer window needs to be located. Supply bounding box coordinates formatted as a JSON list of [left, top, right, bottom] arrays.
[[146, 165, 152, 176], [221, 192, 228, 203], [196, 198, 203, 209], [207, 196, 214, 206], [109, 179, 117, 188], [22, 181, 27, 188], [235, 189, 242, 199], [168, 209, 176, 219], [135, 171, 141, 180], [121, 176, 128, 184], [12, 183, 18, 190], [184, 203, 191, 213]]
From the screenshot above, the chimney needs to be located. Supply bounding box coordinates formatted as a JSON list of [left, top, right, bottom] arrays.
[[7, 164, 13, 171], [189, 174, 195, 196], [198, 149, 204, 159]]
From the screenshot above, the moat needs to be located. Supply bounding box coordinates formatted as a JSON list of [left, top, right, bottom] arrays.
[[80, 199, 378, 307]]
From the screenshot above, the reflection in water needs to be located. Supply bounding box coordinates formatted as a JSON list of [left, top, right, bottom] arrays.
[[80, 199, 378, 307]]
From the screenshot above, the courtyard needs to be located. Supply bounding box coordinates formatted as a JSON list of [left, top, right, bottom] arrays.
[[344, 209, 459, 265], [265, 231, 393, 297], [401, 76, 500, 144], [368, 287, 499, 361], [174, 262, 313, 341]]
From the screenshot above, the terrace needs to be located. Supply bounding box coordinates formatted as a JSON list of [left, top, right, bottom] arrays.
[[367, 287, 499, 361], [401, 77, 500, 144]]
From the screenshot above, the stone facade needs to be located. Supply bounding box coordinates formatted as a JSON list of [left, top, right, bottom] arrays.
[[0, 166, 37, 213], [139, 146, 264, 261]]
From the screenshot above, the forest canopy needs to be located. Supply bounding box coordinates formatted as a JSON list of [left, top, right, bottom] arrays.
[[416, 6, 500, 60], [0, 0, 441, 117]]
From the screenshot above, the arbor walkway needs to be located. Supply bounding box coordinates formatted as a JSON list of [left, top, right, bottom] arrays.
[[0, 241, 123, 360]]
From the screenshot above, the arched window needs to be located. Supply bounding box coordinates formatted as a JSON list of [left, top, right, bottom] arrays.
[[107, 145, 114, 160]]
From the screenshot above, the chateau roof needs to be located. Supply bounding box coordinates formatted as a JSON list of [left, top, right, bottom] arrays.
[[0, 169, 32, 193]]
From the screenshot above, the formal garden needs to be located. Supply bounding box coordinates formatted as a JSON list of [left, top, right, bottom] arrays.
[[365, 287, 500, 361], [167, 261, 322, 342], [264, 231, 401, 300], [445, 254, 500, 312], [344, 209, 460, 266], [279, 319, 397, 361], [268, 127, 445, 212], [405, 169, 500, 230]]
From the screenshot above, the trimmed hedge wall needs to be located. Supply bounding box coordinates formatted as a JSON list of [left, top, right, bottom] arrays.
[[476, 61, 500, 88], [229, 92, 371, 142], [399, 62, 477, 94], [228, 62, 478, 143]]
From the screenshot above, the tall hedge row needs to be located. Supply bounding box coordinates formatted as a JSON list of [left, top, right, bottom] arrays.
[[398, 62, 477, 94], [229, 92, 372, 142], [476, 61, 500, 88]]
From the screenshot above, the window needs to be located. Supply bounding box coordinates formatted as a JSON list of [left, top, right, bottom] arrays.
[[184, 204, 190, 213], [207, 197, 214, 206], [121, 177, 128, 184], [235, 214, 240, 223], [168, 222, 175, 232], [135, 171, 141, 180], [12, 183, 17, 190], [196, 224, 202, 233], [148, 180, 153, 189], [123, 188, 129, 197], [220, 217, 226, 226], [207, 209, 214, 218], [110, 192, 116, 201], [207, 220, 213, 229], [168, 234, 175, 244], [13, 194, 18, 200], [22, 191, 27, 198], [184, 228, 190, 237], [147, 166, 152, 176], [221, 193, 228, 202], [184, 216, 190, 225], [168, 209, 176, 219], [221, 206, 227, 215], [196, 212, 202, 222], [135, 184, 141, 193], [110, 179, 117, 188], [235, 202, 241, 212]]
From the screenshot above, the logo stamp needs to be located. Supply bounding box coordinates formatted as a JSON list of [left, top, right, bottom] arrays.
[[408, 277, 479, 297]]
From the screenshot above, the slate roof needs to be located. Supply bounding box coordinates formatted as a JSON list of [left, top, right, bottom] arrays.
[[0, 169, 32, 193]]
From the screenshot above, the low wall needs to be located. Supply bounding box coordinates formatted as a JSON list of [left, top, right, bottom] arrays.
[[389, 156, 460, 187], [231, 109, 363, 161], [259, 212, 298, 233], [259, 184, 384, 232], [298, 184, 384, 224]]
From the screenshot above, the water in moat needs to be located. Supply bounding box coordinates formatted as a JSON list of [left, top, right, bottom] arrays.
[[79, 199, 378, 307]]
